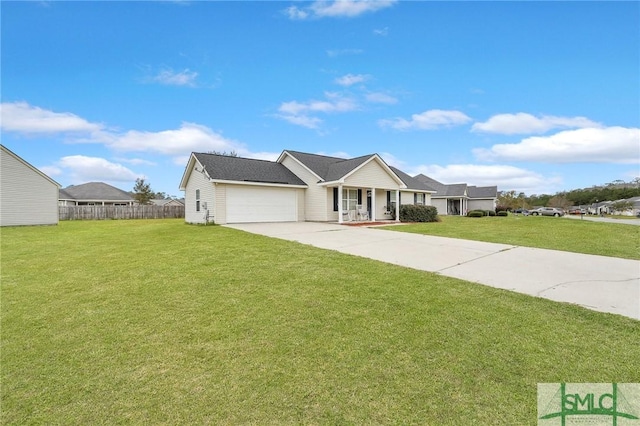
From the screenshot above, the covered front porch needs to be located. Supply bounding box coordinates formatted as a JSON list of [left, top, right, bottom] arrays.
[[335, 185, 400, 224]]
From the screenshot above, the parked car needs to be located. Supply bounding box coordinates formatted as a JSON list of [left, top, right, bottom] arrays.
[[531, 207, 565, 217], [513, 208, 530, 216], [567, 208, 586, 215]]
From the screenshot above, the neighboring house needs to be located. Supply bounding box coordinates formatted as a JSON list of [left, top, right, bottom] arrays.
[[414, 174, 497, 215], [59, 182, 135, 206], [1, 144, 60, 226], [179, 150, 436, 224], [624, 196, 640, 216], [588, 201, 613, 215], [150, 198, 185, 207]]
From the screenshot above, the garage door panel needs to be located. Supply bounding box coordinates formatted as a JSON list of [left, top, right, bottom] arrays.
[[227, 186, 297, 223]]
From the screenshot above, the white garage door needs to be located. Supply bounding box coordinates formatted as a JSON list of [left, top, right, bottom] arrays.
[[226, 186, 297, 223]]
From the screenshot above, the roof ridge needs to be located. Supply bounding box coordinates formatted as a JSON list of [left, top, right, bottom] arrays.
[[194, 152, 277, 164]]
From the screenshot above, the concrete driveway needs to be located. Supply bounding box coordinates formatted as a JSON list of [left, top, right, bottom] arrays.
[[225, 222, 640, 321]]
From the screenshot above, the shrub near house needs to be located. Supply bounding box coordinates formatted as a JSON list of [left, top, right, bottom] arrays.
[[399, 205, 439, 222]]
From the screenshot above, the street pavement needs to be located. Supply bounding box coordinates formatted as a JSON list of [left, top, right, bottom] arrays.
[[563, 214, 640, 225], [225, 222, 640, 321]]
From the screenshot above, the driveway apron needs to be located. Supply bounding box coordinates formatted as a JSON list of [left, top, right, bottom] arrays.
[[225, 222, 640, 320]]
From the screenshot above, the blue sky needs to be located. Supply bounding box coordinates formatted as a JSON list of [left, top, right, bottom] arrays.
[[2, 0, 638, 197]]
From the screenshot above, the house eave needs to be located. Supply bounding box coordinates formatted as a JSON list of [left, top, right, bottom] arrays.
[[209, 179, 307, 189], [277, 150, 324, 183], [179, 154, 197, 191]]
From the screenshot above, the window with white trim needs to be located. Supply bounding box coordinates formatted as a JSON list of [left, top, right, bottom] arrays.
[[196, 189, 200, 212], [342, 188, 358, 211], [415, 193, 425, 205]]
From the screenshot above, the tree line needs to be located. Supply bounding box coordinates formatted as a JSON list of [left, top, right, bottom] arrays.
[[497, 178, 640, 211]]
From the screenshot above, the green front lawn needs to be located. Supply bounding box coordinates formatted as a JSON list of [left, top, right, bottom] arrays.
[[2, 220, 639, 424], [385, 215, 640, 260]]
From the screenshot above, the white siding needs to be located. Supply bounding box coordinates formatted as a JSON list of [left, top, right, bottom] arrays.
[[327, 189, 339, 222], [281, 156, 322, 221], [425, 193, 432, 206], [1, 146, 59, 226], [431, 199, 447, 216], [184, 161, 215, 224], [399, 191, 413, 205], [374, 189, 394, 220], [469, 199, 495, 212], [344, 160, 399, 189], [399, 191, 432, 206], [215, 184, 227, 224], [295, 188, 305, 220]]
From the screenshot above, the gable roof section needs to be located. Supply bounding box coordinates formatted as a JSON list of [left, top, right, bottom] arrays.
[[192, 153, 306, 186], [414, 174, 466, 197], [1, 145, 60, 188], [414, 174, 497, 199], [414, 174, 447, 193], [468, 185, 497, 199], [390, 167, 436, 192], [60, 182, 134, 201], [281, 150, 405, 187], [325, 155, 372, 182]]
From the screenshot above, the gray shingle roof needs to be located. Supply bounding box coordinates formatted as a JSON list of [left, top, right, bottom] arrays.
[[414, 175, 467, 196], [60, 182, 134, 201], [467, 185, 497, 199], [286, 151, 435, 191], [443, 184, 468, 197], [414, 174, 447, 193], [193, 153, 306, 186], [414, 174, 496, 198], [284, 150, 373, 182], [390, 167, 436, 192]]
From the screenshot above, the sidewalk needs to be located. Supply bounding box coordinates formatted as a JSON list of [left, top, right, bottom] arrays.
[[226, 222, 640, 320]]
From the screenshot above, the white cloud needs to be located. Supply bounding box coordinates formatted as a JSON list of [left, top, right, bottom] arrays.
[[277, 92, 358, 129], [54, 155, 142, 183], [0, 102, 250, 162], [365, 92, 398, 104], [472, 112, 601, 135], [0, 101, 103, 134], [279, 92, 357, 115], [278, 114, 323, 129], [373, 27, 389, 36], [150, 68, 198, 87], [474, 126, 640, 164], [113, 157, 157, 166], [379, 109, 472, 131], [285, 0, 397, 20], [284, 5, 309, 20], [39, 165, 62, 177], [335, 73, 369, 86], [243, 151, 282, 162], [326, 48, 363, 57], [105, 122, 244, 156], [411, 164, 560, 193]]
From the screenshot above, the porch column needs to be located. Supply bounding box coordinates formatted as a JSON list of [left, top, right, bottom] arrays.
[[395, 190, 400, 222], [338, 184, 343, 223], [460, 198, 463, 216], [370, 188, 376, 221]]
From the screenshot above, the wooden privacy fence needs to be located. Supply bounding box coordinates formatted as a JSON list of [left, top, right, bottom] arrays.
[[59, 205, 185, 220]]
